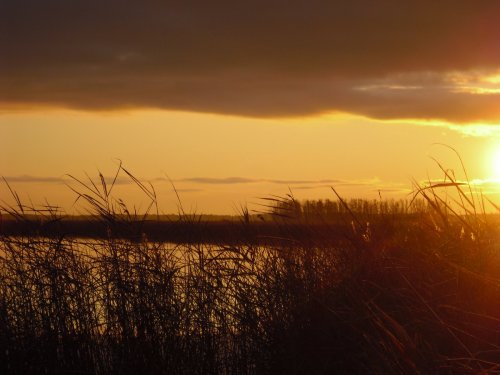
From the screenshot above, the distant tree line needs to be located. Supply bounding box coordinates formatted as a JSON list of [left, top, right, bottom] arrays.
[[270, 198, 430, 220]]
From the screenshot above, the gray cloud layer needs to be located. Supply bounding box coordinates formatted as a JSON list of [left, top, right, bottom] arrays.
[[2, 175, 66, 184], [2, 175, 130, 185], [1, 175, 359, 187], [179, 177, 342, 185], [2, 1, 500, 122], [0, 174, 414, 197]]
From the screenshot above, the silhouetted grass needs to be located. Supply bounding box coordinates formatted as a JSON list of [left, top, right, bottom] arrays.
[[1, 162, 500, 374]]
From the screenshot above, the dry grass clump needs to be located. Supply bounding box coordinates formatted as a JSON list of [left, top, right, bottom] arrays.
[[0, 160, 500, 374]]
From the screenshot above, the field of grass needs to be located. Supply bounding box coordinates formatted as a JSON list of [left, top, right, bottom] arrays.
[[1, 165, 500, 374]]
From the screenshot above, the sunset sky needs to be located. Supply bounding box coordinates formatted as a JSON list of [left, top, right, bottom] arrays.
[[2, 1, 500, 214]]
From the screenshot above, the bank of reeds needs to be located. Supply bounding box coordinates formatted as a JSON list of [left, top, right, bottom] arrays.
[[1, 163, 500, 374]]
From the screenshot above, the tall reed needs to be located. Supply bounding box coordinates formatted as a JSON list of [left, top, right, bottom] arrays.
[[0, 161, 499, 374]]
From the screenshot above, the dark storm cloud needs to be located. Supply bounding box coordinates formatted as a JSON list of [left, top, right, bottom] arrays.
[[1, 0, 500, 122]]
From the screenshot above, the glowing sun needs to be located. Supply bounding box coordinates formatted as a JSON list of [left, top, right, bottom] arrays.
[[491, 148, 500, 180]]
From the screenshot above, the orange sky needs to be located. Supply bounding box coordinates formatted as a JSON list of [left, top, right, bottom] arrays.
[[2, 109, 500, 214], [2, 1, 500, 214]]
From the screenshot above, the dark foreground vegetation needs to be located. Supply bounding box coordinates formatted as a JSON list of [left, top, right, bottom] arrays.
[[1, 165, 500, 374]]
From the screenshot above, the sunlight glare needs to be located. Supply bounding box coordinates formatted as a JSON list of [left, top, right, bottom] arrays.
[[492, 148, 500, 180]]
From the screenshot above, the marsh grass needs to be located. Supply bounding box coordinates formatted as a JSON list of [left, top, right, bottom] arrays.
[[1, 161, 500, 374]]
